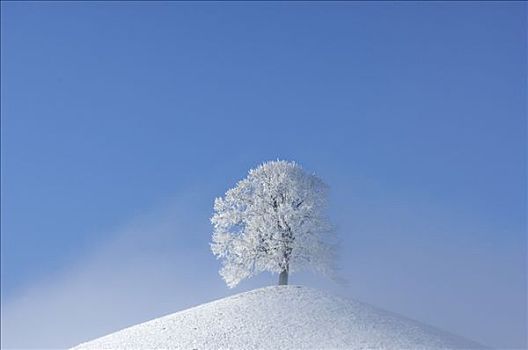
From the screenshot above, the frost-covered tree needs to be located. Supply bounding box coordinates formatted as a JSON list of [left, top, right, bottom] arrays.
[[211, 160, 335, 288]]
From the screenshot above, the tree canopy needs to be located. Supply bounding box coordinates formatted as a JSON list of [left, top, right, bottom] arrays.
[[211, 160, 335, 288]]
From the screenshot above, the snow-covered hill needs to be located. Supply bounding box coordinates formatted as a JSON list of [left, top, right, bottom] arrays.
[[72, 286, 483, 349]]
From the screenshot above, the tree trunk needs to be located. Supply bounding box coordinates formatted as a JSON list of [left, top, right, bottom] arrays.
[[278, 269, 288, 285]]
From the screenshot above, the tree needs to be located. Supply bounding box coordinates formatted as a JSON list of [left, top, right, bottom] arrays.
[[211, 160, 335, 288]]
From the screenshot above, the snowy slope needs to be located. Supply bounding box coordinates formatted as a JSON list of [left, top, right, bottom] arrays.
[[72, 286, 483, 349]]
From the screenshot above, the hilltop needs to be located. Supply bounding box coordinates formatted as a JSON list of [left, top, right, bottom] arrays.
[[72, 285, 482, 349]]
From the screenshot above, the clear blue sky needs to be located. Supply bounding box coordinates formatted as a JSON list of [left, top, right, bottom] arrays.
[[1, 2, 526, 349]]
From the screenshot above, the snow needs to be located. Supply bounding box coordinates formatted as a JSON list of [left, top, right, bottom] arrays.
[[72, 286, 483, 349]]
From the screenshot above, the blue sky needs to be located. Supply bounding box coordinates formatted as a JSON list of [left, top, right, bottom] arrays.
[[1, 2, 526, 349]]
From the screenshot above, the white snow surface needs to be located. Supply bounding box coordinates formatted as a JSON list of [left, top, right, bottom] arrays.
[[72, 286, 483, 350]]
